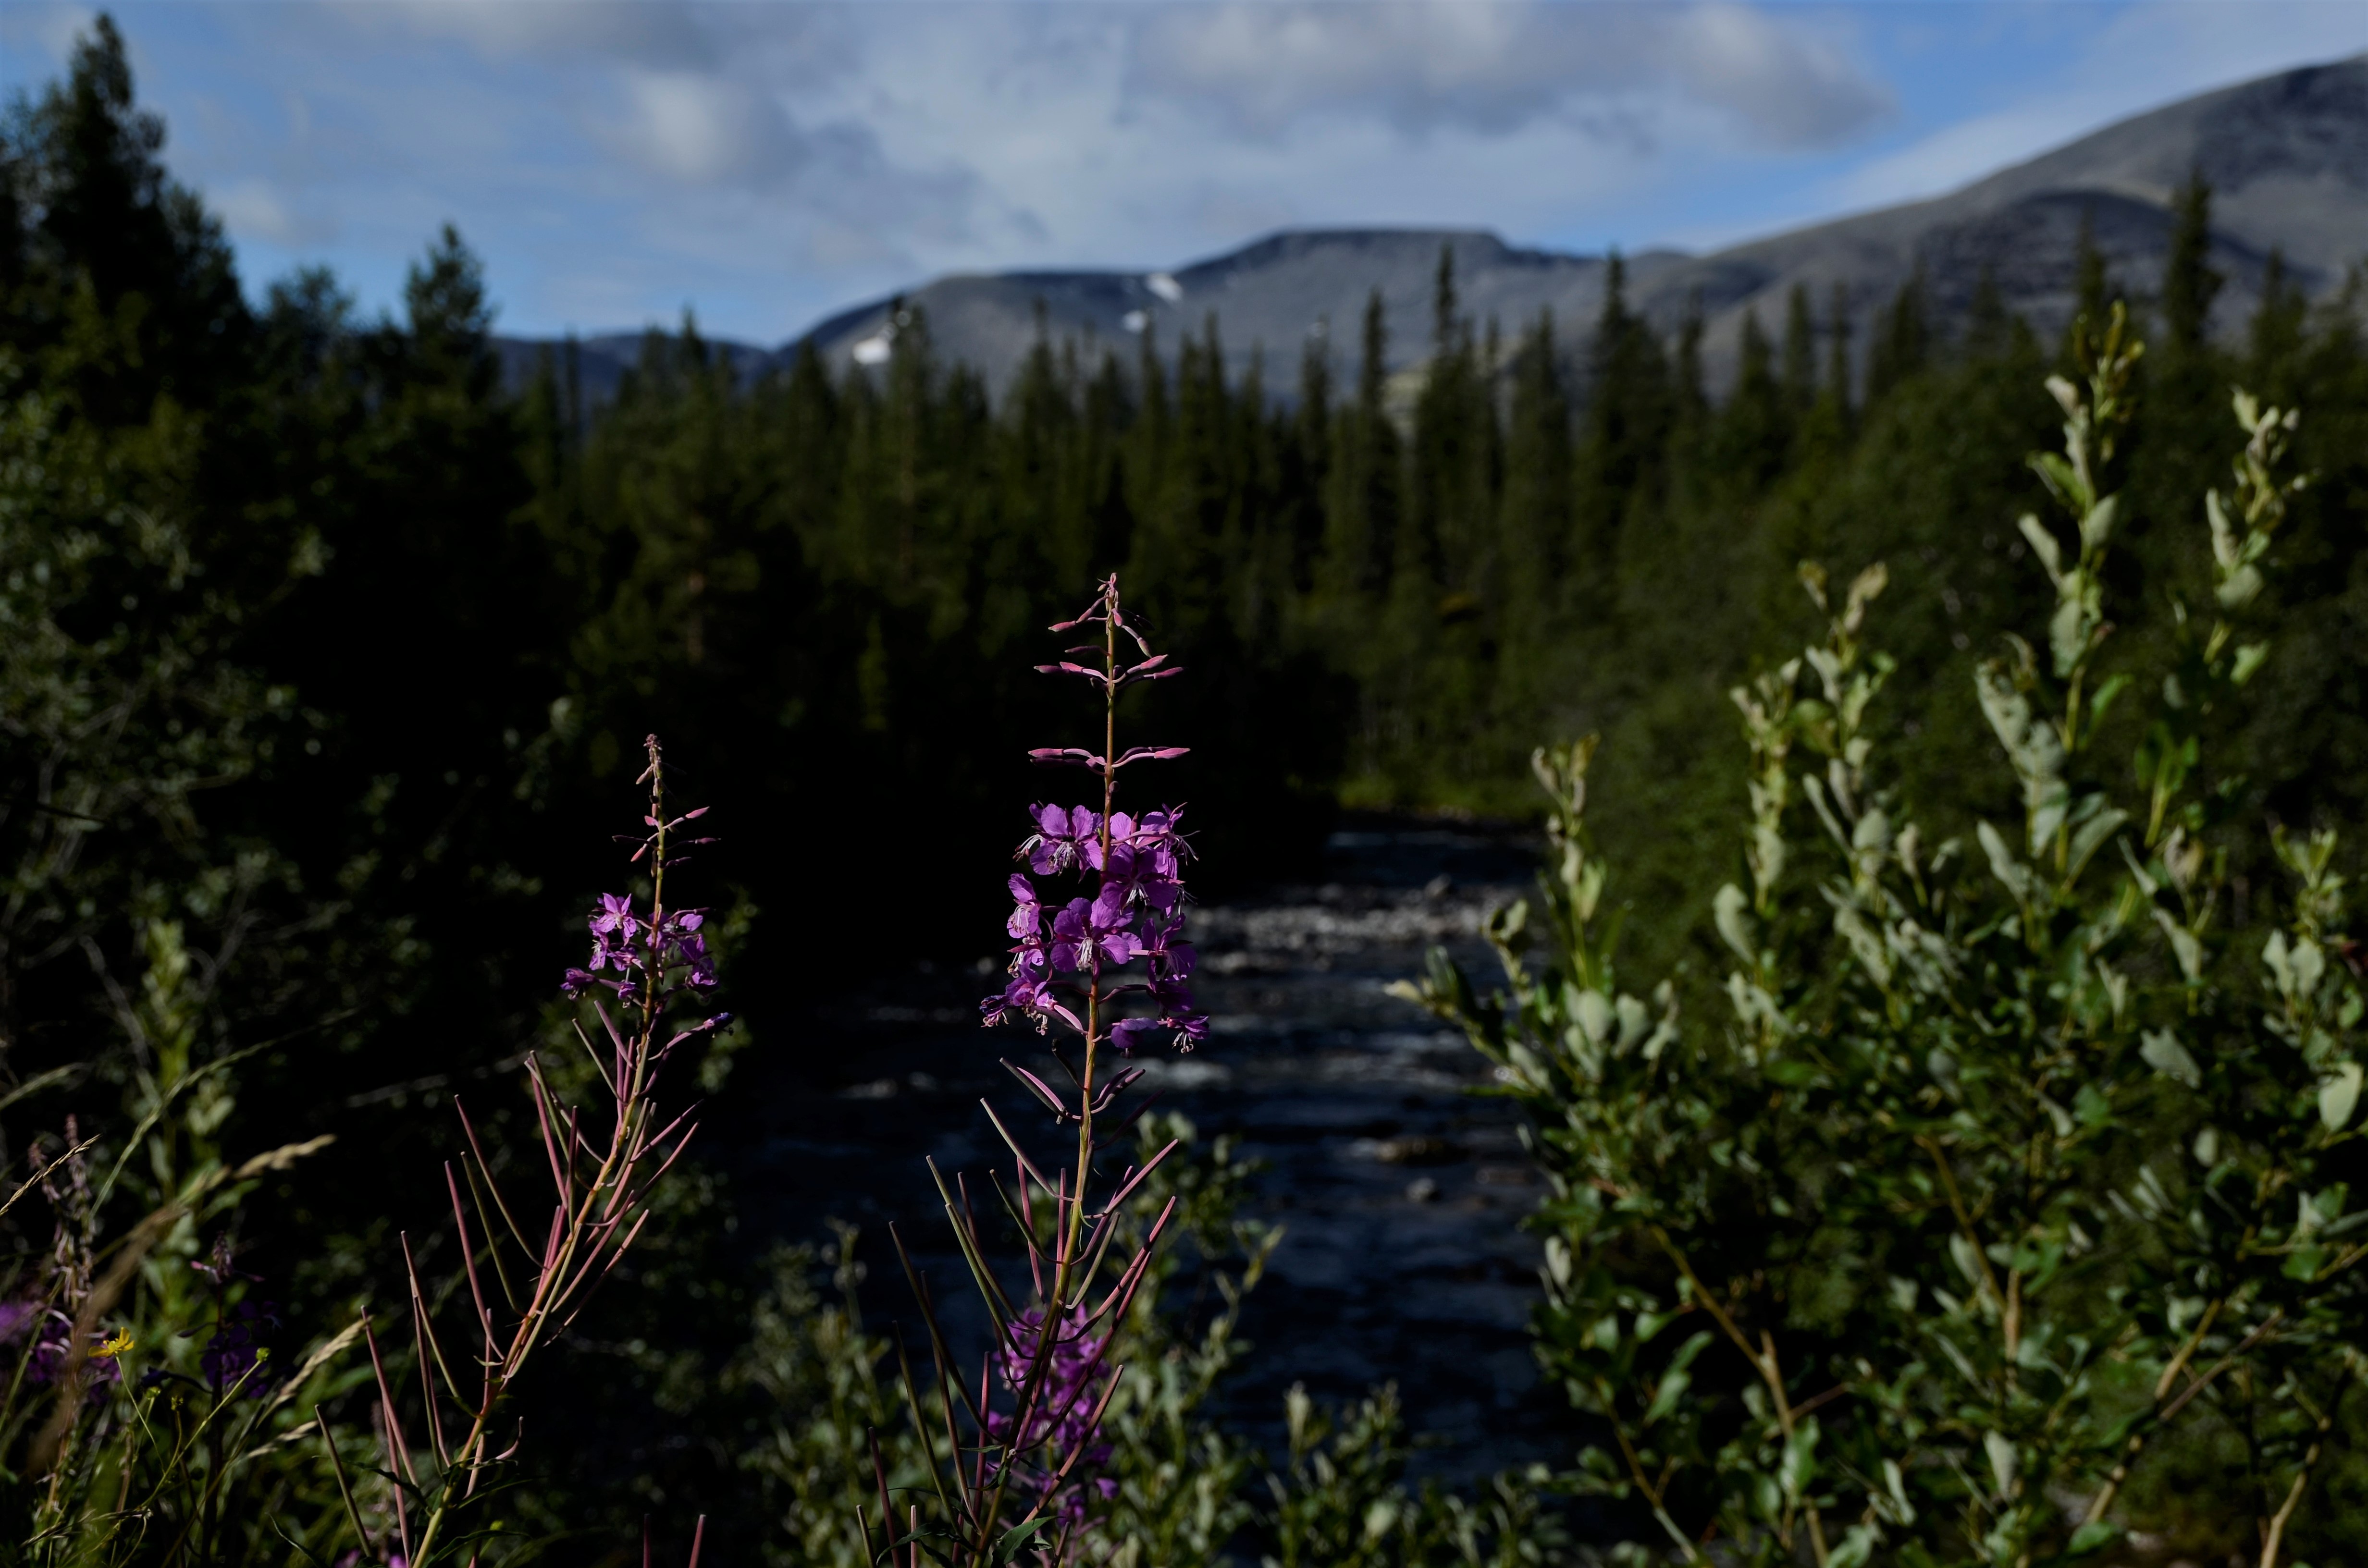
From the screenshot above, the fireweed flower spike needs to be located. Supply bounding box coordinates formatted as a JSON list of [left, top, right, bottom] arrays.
[[881, 578, 1200, 1565], [345, 736, 724, 1568]]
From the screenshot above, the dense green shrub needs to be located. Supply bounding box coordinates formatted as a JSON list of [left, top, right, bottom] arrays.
[[1400, 318, 2366, 1565]]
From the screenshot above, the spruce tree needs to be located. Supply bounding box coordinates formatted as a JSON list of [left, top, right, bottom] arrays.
[[1865, 262, 1929, 404], [1, 13, 249, 417], [1673, 290, 1708, 431], [2161, 166, 2223, 355], [1576, 252, 1672, 580], [1319, 289, 1401, 600], [1412, 243, 1492, 598], [2247, 247, 2307, 390], [1285, 321, 1334, 589], [1781, 282, 1817, 412], [1501, 309, 1572, 622], [1715, 305, 1791, 490], [1965, 261, 2011, 359], [1823, 280, 1854, 418], [2069, 208, 2114, 354]]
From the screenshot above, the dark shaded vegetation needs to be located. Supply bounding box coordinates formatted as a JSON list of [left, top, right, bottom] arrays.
[[5, 15, 2366, 1557]]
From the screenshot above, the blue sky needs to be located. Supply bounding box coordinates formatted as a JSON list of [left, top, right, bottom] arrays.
[[4, 1, 2362, 344]]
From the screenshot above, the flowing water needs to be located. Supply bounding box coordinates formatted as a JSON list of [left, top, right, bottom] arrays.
[[735, 821, 1576, 1484]]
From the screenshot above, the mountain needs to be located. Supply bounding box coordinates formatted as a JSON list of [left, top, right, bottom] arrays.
[[497, 53, 2367, 403]]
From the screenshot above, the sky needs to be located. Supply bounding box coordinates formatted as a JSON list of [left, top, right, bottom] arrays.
[[3, 1, 2363, 345]]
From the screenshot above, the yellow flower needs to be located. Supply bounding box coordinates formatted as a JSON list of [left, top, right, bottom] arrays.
[[92, 1329, 133, 1360]]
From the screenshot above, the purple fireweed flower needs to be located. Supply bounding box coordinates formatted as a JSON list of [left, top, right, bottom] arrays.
[[0, 1300, 40, 1345], [983, 953, 1080, 1035], [1008, 874, 1044, 940], [1025, 805, 1099, 876], [592, 893, 639, 942], [1103, 809, 1186, 875], [984, 1307, 1116, 1520], [1108, 1017, 1160, 1055], [202, 1299, 279, 1396], [983, 790, 1199, 1050], [1136, 915, 1196, 980], [562, 893, 720, 1000], [1050, 886, 1137, 974], [1150, 971, 1209, 1052]]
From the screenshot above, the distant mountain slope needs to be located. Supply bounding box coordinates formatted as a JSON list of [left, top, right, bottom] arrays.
[[498, 54, 2366, 403]]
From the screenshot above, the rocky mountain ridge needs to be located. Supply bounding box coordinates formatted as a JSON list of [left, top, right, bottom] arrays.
[[497, 53, 2366, 404]]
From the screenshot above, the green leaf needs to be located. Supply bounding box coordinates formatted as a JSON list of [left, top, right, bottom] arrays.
[[1780, 1414, 1822, 1501], [1713, 882, 1755, 965], [1644, 1331, 1715, 1426], [991, 1516, 1052, 1565], [2141, 1028, 2201, 1089], [2319, 1062, 2362, 1131], [2065, 806, 2129, 882], [2066, 1520, 2123, 1556], [1984, 1431, 2018, 1500], [2016, 513, 2065, 583], [2153, 913, 2205, 985], [2078, 493, 2120, 555], [2074, 1082, 2111, 1130], [1827, 1523, 1881, 1568], [2218, 564, 2265, 612], [1642, 1367, 1691, 1428]]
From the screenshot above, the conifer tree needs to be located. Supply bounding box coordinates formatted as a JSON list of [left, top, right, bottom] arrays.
[[1673, 290, 1708, 432], [1, 13, 249, 417], [1283, 321, 1333, 590], [1823, 280, 1854, 418], [2070, 208, 2114, 348], [1714, 305, 1791, 490], [1965, 261, 2011, 358], [1319, 289, 1401, 601], [2161, 166, 2223, 354], [1865, 261, 1930, 403], [1576, 252, 1671, 570], [1500, 310, 1572, 633], [1411, 244, 1493, 600], [1781, 282, 1817, 411], [2248, 247, 2308, 390]]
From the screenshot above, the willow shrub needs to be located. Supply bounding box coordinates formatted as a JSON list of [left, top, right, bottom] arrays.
[[1400, 309, 2365, 1568]]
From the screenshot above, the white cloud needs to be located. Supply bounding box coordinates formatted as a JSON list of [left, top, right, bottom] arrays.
[[610, 69, 805, 185], [364, 0, 717, 69], [1671, 4, 1890, 148], [209, 175, 338, 245], [1126, 0, 1892, 148]]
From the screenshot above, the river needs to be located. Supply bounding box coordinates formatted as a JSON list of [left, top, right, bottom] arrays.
[[733, 820, 1575, 1488]]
